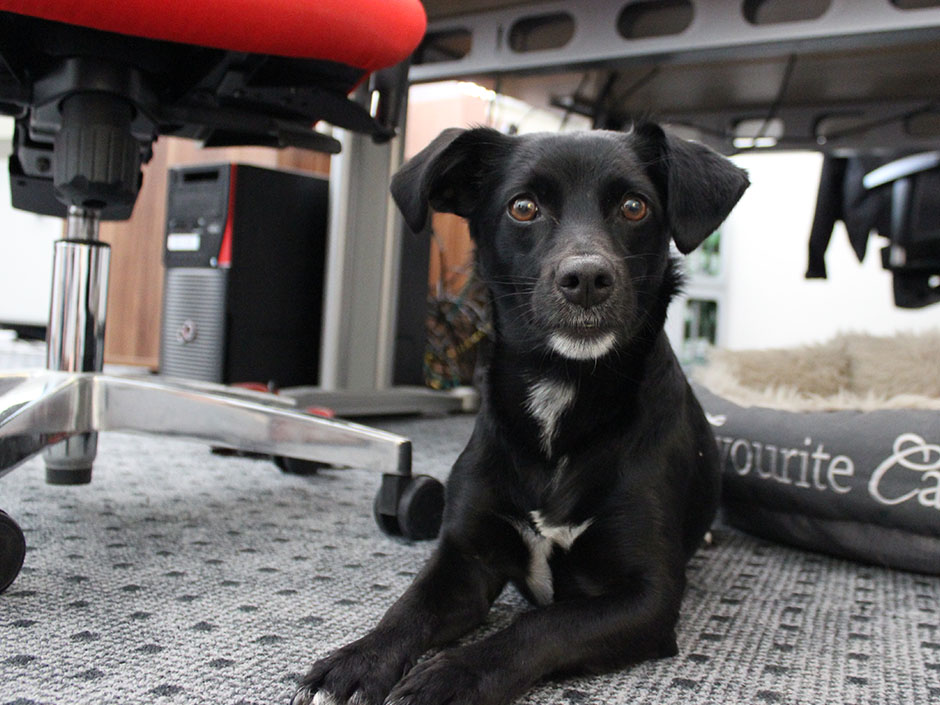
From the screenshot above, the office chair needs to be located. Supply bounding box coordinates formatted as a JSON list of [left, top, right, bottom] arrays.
[[0, 0, 443, 594], [863, 152, 940, 308], [807, 150, 940, 309]]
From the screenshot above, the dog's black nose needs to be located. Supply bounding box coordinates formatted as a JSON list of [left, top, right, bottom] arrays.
[[555, 255, 614, 308]]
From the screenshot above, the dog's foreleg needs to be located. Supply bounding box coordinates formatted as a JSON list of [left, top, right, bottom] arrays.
[[384, 567, 683, 705], [292, 538, 505, 705]]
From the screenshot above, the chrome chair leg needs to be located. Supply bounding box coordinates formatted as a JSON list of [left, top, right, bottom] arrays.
[[0, 371, 412, 480], [43, 206, 110, 484]]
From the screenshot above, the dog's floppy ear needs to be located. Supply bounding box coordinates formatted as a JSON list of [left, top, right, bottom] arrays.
[[635, 122, 750, 254], [391, 127, 512, 233]]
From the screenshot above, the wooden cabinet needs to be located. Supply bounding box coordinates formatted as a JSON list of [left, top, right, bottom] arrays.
[[99, 137, 329, 368]]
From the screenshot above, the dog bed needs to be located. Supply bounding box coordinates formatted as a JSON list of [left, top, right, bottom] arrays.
[[693, 330, 940, 575]]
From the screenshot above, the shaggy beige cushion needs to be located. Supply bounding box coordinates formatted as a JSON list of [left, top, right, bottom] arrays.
[[695, 330, 940, 411]]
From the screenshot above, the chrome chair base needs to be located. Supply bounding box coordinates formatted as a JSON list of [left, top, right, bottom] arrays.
[[0, 370, 412, 482], [3, 206, 416, 490]]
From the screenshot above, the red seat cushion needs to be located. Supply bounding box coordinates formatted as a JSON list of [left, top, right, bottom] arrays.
[[0, 0, 426, 72]]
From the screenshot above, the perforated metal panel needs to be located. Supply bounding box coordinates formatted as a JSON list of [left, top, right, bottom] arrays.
[[160, 268, 228, 382]]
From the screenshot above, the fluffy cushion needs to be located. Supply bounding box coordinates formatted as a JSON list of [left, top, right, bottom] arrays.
[[696, 330, 940, 411]]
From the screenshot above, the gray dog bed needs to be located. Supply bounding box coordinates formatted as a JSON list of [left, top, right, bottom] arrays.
[[694, 331, 940, 575]]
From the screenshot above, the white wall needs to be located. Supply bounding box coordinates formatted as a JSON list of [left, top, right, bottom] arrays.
[[717, 150, 940, 350]]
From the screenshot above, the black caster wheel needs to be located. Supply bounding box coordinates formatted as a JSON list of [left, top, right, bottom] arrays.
[[374, 474, 445, 541], [0, 510, 26, 594], [274, 456, 330, 476]]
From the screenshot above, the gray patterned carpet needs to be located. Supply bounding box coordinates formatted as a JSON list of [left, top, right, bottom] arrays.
[[1, 336, 938, 705]]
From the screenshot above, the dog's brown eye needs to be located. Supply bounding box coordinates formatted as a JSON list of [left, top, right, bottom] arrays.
[[508, 196, 539, 222], [621, 196, 648, 222]]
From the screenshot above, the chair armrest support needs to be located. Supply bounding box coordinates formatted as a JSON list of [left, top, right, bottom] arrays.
[[862, 151, 940, 189]]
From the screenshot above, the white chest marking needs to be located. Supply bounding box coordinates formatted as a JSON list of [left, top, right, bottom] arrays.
[[515, 510, 593, 605], [525, 379, 575, 456]]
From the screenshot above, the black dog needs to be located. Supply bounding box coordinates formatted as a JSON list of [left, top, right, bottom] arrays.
[[292, 123, 749, 705]]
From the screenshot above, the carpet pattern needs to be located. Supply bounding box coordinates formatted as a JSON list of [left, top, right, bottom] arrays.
[[0, 341, 938, 704]]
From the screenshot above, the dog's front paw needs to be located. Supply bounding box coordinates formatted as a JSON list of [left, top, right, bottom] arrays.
[[384, 648, 511, 705], [291, 636, 408, 705], [290, 689, 348, 705]]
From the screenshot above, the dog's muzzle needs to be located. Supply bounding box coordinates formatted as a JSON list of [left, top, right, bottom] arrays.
[[545, 253, 622, 360]]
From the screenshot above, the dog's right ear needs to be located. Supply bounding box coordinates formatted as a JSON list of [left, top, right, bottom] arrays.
[[391, 127, 512, 233]]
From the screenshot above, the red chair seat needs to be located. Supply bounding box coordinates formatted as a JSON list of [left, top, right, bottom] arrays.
[[0, 0, 426, 72]]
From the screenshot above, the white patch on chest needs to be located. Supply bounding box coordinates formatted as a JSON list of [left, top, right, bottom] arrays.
[[525, 378, 575, 456], [514, 509, 593, 605]]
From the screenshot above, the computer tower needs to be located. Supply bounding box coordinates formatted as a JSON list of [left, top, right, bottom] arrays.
[[160, 163, 328, 387]]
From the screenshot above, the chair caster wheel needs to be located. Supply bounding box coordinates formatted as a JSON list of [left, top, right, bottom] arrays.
[[273, 456, 330, 476], [373, 474, 444, 541], [0, 510, 26, 594]]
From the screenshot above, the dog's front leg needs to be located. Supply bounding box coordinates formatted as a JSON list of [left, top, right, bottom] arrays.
[[292, 537, 506, 705], [384, 568, 683, 705]]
